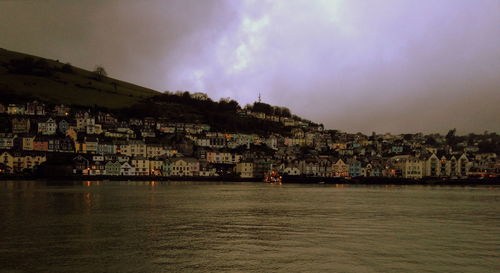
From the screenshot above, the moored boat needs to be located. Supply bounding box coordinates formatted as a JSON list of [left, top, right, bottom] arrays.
[[264, 170, 282, 184]]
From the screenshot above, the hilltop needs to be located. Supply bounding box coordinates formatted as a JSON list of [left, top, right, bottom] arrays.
[[0, 48, 159, 108], [0, 48, 314, 135]]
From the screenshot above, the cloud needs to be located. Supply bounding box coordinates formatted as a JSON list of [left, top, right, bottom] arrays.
[[1, 0, 499, 134]]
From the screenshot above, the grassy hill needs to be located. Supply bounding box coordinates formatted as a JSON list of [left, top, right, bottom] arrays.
[[0, 48, 160, 108], [0, 48, 300, 135]]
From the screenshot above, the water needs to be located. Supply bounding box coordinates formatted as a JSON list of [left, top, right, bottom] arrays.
[[0, 181, 499, 273]]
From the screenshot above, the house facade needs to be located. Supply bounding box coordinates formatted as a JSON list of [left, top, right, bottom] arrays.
[[235, 162, 254, 178]]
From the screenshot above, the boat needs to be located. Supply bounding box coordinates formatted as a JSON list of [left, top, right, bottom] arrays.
[[264, 170, 282, 184]]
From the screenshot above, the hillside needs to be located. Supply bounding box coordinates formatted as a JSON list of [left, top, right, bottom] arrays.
[[0, 48, 159, 108], [124, 93, 291, 135], [0, 48, 310, 135]]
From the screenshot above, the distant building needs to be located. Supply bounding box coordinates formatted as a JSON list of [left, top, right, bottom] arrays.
[[7, 104, 25, 115], [0, 133, 15, 150], [165, 157, 199, 176], [11, 118, 30, 134], [235, 162, 254, 178], [25, 101, 46, 116], [390, 155, 423, 179], [105, 161, 121, 176], [37, 118, 57, 135], [191, 92, 209, 100]]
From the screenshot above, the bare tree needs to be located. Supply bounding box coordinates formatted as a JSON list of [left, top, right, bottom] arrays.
[[93, 65, 107, 81]]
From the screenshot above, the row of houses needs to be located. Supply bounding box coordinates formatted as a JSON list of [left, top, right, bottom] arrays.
[[0, 148, 482, 180], [69, 155, 250, 177], [1, 101, 498, 179], [0, 151, 47, 174], [277, 153, 474, 179], [0, 101, 69, 116]]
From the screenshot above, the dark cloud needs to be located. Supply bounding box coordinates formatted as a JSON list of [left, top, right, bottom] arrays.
[[1, 0, 499, 134]]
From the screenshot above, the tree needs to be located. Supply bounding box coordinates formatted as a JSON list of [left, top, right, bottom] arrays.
[[478, 140, 496, 153], [445, 128, 457, 146], [402, 134, 413, 141], [425, 136, 437, 146], [93, 66, 107, 80], [61, 63, 74, 73], [252, 102, 273, 114], [281, 107, 291, 117]]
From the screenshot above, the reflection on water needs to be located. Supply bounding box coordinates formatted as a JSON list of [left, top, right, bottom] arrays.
[[0, 181, 499, 273]]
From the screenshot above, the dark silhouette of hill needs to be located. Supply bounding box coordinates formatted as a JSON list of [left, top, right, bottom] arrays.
[[0, 48, 159, 108]]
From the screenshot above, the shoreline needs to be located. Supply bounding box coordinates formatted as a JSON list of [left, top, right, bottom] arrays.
[[1, 175, 498, 185]]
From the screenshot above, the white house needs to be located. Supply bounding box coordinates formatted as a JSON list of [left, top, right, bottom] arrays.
[[38, 118, 57, 135], [120, 162, 135, 176]]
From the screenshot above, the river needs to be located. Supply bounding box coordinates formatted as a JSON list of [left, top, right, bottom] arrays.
[[0, 180, 499, 273]]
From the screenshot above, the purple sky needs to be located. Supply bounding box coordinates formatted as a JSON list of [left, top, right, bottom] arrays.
[[1, 0, 499, 134]]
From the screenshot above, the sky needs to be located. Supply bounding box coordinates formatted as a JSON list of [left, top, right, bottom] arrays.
[[0, 0, 499, 134]]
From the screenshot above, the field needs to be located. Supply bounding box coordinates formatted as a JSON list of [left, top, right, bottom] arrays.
[[0, 48, 160, 108]]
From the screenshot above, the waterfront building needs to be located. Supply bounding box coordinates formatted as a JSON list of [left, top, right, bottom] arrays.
[[390, 155, 423, 179], [166, 157, 200, 176], [423, 153, 441, 177], [332, 158, 349, 177], [283, 165, 301, 176], [347, 158, 362, 177], [1, 151, 14, 173], [105, 161, 121, 176], [120, 162, 135, 176], [149, 158, 163, 176], [457, 154, 471, 178], [235, 162, 254, 178], [72, 155, 90, 174], [131, 156, 150, 176]]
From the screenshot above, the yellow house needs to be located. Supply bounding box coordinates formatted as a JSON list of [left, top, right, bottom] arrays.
[[149, 159, 163, 176], [235, 162, 254, 178], [1, 151, 14, 173], [390, 155, 423, 179], [75, 142, 87, 153], [22, 136, 35, 151], [0, 152, 45, 173], [25, 154, 47, 170], [167, 157, 199, 176], [332, 159, 349, 177], [131, 156, 150, 176]]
